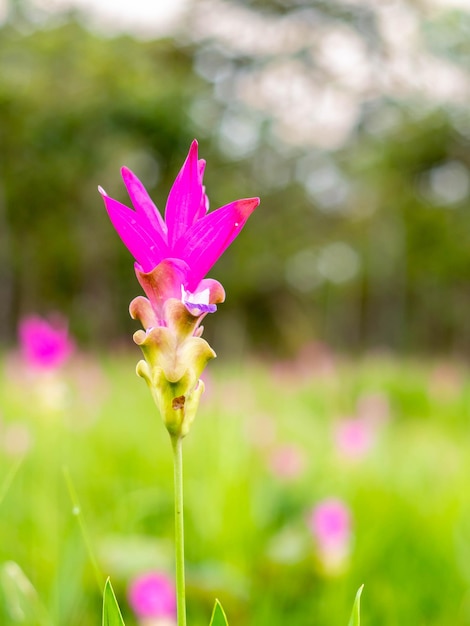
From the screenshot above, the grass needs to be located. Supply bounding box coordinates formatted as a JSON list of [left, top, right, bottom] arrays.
[[1, 348, 470, 625]]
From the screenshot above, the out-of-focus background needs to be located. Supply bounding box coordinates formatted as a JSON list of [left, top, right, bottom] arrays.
[[2, 0, 470, 625], [3, 0, 470, 356]]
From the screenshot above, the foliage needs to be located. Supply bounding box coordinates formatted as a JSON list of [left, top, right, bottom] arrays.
[[0, 350, 469, 625], [209, 599, 229, 626], [102, 579, 125, 626], [348, 585, 363, 626]]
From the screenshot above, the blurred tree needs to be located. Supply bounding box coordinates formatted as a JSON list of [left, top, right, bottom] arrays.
[[2, 0, 470, 354], [0, 12, 208, 342], [182, 0, 470, 355]]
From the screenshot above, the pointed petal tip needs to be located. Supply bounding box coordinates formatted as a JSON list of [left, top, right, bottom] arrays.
[[120, 166, 139, 187], [187, 139, 199, 159], [121, 165, 137, 180], [98, 185, 107, 197], [121, 166, 137, 187], [233, 197, 260, 211], [236, 196, 260, 216]]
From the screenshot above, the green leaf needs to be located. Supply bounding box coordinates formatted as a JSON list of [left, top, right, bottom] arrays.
[[209, 598, 229, 626], [102, 578, 126, 626], [348, 585, 364, 626]]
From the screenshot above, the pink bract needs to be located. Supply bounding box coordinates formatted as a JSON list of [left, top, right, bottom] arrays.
[[18, 315, 74, 371], [100, 140, 259, 302], [128, 571, 176, 620]]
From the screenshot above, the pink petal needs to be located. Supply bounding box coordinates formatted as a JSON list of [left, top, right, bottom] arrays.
[[164, 140, 204, 247], [121, 167, 168, 239], [134, 258, 189, 319], [196, 278, 226, 304], [101, 192, 168, 272], [176, 197, 259, 289]]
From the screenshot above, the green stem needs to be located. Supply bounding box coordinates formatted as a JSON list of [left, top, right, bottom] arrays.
[[171, 435, 187, 626]]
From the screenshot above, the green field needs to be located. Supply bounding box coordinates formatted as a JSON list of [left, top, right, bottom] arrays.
[[1, 350, 470, 626]]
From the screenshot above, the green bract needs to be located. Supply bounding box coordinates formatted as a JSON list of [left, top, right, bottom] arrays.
[[131, 296, 216, 438]]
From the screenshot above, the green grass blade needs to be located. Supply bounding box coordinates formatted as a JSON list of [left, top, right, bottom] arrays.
[[0, 561, 52, 626], [209, 599, 229, 626], [102, 578, 126, 626], [348, 585, 364, 626], [0, 457, 23, 507], [63, 466, 103, 592]]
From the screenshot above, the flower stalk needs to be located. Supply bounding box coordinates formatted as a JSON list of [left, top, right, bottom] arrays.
[[171, 435, 186, 626]]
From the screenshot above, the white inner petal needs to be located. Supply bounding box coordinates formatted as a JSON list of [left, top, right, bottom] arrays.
[[181, 286, 210, 305]]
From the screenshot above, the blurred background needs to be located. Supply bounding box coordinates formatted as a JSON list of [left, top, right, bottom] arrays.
[[2, 0, 470, 356], [2, 0, 470, 625]]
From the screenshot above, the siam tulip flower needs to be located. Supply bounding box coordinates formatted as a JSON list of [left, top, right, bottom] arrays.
[[128, 571, 176, 626], [18, 315, 74, 372], [101, 142, 259, 626], [99, 140, 259, 439], [100, 139, 259, 322], [308, 498, 352, 574]]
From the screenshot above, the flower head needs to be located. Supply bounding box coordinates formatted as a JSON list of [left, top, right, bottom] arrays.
[[128, 571, 176, 622], [100, 139, 259, 317], [18, 315, 74, 371], [308, 498, 352, 574], [334, 417, 375, 460], [99, 140, 259, 438]]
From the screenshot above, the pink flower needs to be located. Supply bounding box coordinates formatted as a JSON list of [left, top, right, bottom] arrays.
[[308, 498, 352, 572], [334, 417, 375, 460], [128, 572, 176, 621], [100, 140, 259, 316], [269, 444, 306, 480], [356, 392, 390, 424], [18, 315, 74, 371]]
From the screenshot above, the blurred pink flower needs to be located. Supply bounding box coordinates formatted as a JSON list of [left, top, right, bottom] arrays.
[[100, 139, 259, 316], [429, 362, 463, 400], [356, 392, 390, 424], [308, 498, 352, 572], [334, 417, 375, 460], [18, 315, 74, 371], [128, 572, 176, 621], [270, 343, 338, 389], [269, 444, 306, 480]]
